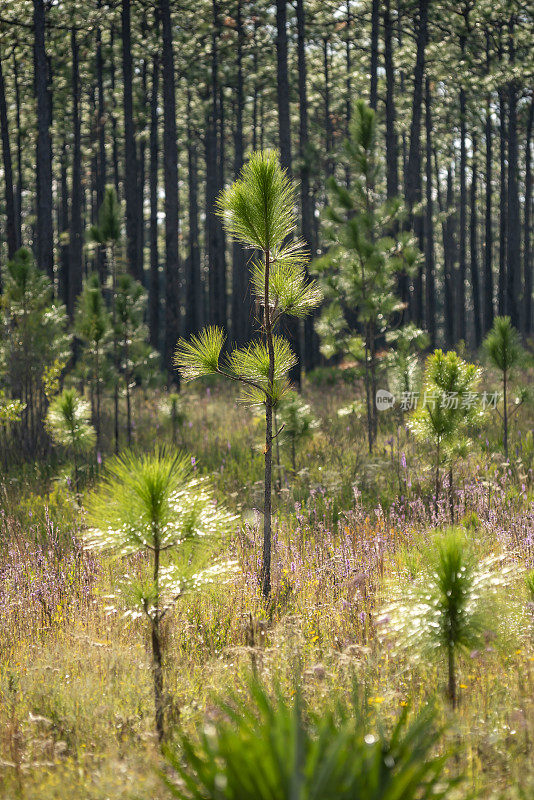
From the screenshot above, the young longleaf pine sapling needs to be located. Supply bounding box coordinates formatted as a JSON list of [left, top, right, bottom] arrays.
[[409, 350, 480, 520], [46, 388, 96, 498], [84, 449, 237, 742], [483, 316, 525, 460], [175, 150, 320, 599], [88, 186, 122, 454], [381, 530, 515, 709], [74, 273, 111, 448]]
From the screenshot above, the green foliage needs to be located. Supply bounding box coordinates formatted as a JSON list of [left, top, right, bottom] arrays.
[[114, 273, 159, 386], [84, 449, 237, 618], [312, 101, 419, 452], [278, 392, 319, 469], [381, 530, 516, 704], [483, 316, 523, 376], [74, 274, 112, 404], [162, 679, 460, 800], [409, 350, 481, 458], [313, 102, 419, 346], [45, 388, 96, 455], [216, 149, 301, 257], [0, 248, 71, 454], [0, 390, 25, 425], [89, 185, 121, 245], [386, 325, 428, 405]]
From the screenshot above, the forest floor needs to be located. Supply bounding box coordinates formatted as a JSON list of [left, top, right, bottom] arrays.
[[1, 374, 533, 799]]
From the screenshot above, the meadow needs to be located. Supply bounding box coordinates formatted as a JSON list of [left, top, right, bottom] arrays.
[[1, 363, 533, 800]]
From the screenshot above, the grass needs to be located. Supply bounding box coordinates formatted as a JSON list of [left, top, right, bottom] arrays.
[[1, 370, 533, 799]]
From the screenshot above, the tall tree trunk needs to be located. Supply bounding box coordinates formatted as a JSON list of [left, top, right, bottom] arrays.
[[185, 89, 202, 340], [470, 134, 482, 347], [405, 0, 428, 324], [12, 53, 22, 249], [0, 49, 16, 266], [506, 21, 520, 330], [59, 138, 69, 307], [323, 37, 333, 179], [110, 26, 120, 196], [149, 47, 160, 350], [121, 0, 140, 280], [483, 40, 494, 335], [33, 0, 54, 280], [445, 162, 458, 343], [231, 0, 249, 347], [96, 1, 107, 281], [524, 98, 533, 336], [296, 0, 317, 371], [344, 0, 352, 187], [206, 2, 226, 332], [68, 27, 83, 318], [424, 77, 435, 346], [383, 0, 399, 199], [434, 152, 454, 346], [369, 0, 379, 111], [275, 0, 301, 386], [498, 87, 507, 316], [137, 48, 148, 284], [160, 0, 181, 377], [458, 66, 467, 342]]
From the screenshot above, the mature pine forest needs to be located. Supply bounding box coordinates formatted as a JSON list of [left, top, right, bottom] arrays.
[[1, 3, 534, 800], [0, 0, 532, 360]]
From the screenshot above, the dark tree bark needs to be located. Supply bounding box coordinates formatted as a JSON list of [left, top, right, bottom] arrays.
[[524, 98, 533, 336], [252, 16, 259, 153], [458, 62, 467, 342], [424, 77, 435, 346], [275, 0, 301, 385], [12, 53, 22, 249], [405, 0, 429, 324], [0, 49, 16, 265], [498, 87, 507, 317], [434, 151, 454, 347], [149, 47, 160, 350], [185, 89, 202, 340], [506, 21, 520, 329], [445, 162, 458, 343], [160, 0, 181, 376], [344, 0, 352, 188], [275, 0, 292, 175], [95, 0, 106, 293], [137, 51, 148, 284], [323, 37, 333, 179], [121, 0, 141, 281], [231, 0, 250, 347], [383, 0, 399, 199], [483, 35, 494, 334], [296, 0, 317, 371], [470, 134, 481, 348], [68, 27, 83, 318], [206, 1, 226, 330], [59, 137, 69, 307], [369, 0, 379, 111], [110, 26, 120, 196], [33, 0, 54, 280]]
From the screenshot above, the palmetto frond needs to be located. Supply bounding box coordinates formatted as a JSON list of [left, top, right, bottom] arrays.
[[216, 149, 297, 253], [174, 326, 226, 381]]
